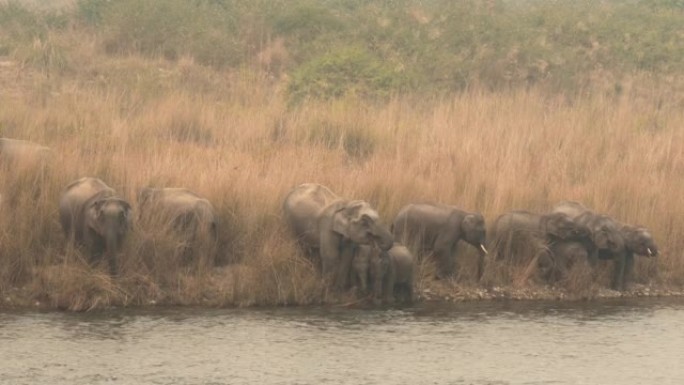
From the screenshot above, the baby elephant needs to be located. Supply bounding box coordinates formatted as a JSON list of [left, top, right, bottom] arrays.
[[352, 243, 415, 304], [138, 187, 219, 267], [59, 177, 132, 275]]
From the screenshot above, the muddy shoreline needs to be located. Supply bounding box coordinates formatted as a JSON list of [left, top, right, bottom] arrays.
[[2, 282, 683, 312]]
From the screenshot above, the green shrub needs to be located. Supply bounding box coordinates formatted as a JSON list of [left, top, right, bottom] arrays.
[[98, 0, 244, 67], [288, 47, 404, 104]]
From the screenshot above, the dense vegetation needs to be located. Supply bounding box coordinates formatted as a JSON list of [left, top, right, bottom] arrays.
[[0, 0, 682, 310]]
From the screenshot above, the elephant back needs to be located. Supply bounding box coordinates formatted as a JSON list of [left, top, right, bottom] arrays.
[[283, 183, 344, 247], [551, 200, 591, 220]]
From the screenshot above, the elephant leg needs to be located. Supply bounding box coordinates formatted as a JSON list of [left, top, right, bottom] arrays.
[[107, 254, 118, 276], [611, 253, 627, 291], [433, 234, 456, 278], [383, 271, 395, 304], [319, 233, 341, 286], [335, 244, 355, 291], [623, 252, 635, 288], [587, 249, 599, 267]]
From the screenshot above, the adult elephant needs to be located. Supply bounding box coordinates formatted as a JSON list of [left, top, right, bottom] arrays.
[[392, 203, 487, 280], [352, 243, 415, 304], [619, 223, 659, 285], [59, 177, 131, 275], [552, 201, 627, 289], [138, 187, 219, 267], [489, 210, 589, 265], [283, 183, 394, 290]]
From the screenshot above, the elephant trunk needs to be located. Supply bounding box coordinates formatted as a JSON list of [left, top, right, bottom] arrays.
[[374, 225, 394, 251], [105, 227, 120, 275]]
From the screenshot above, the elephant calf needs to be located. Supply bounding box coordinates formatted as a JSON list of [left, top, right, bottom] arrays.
[[59, 177, 131, 275], [392, 203, 487, 280], [352, 243, 415, 304], [138, 187, 219, 268], [283, 183, 394, 290]]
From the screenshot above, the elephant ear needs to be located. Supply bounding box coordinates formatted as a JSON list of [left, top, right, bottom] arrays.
[[461, 214, 478, 232], [332, 202, 362, 238], [541, 212, 565, 238], [86, 199, 108, 232]]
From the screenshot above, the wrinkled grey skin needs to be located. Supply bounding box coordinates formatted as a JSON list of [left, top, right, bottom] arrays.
[[138, 187, 219, 266], [537, 241, 590, 284], [392, 203, 487, 279], [489, 210, 588, 266], [59, 177, 131, 275], [618, 223, 659, 285], [352, 243, 415, 304], [283, 183, 394, 290], [552, 201, 627, 289]]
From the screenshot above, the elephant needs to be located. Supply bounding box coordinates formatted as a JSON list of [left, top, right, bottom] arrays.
[[282, 183, 394, 290], [58, 177, 131, 275], [352, 243, 415, 304], [137, 187, 219, 267], [392, 203, 487, 280], [536, 241, 590, 284], [618, 223, 659, 285], [551, 201, 627, 289], [489, 210, 590, 266]]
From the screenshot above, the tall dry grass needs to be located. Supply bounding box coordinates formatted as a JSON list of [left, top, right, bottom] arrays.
[[1, 54, 682, 310]]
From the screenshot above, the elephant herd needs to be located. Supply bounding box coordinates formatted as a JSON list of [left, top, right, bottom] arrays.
[[282, 183, 660, 303], [2, 138, 661, 305]]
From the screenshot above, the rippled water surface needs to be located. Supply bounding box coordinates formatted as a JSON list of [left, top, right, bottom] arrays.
[[1, 298, 683, 385]]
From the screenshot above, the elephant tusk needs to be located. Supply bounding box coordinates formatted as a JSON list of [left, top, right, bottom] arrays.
[[480, 244, 488, 254], [647, 248, 653, 256]]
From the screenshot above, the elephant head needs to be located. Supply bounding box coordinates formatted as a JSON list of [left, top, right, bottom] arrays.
[[540, 212, 588, 240], [461, 213, 487, 254], [577, 212, 624, 253], [621, 225, 658, 257], [86, 197, 132, 273], [332, 200, 393, 251]]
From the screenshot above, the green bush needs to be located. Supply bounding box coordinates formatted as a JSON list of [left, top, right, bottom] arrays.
[[288, 47, 404, 104], [96, 0, 244, 67]]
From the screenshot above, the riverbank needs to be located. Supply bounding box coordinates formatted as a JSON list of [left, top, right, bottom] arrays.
[[2, 268, 683, 312]]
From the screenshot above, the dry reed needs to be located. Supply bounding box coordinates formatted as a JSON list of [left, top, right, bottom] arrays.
[[1, 53, 682, 310]]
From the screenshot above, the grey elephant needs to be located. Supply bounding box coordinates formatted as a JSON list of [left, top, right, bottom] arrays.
[[352, 243, 415, 304], [552, 201, 627, 289], [618, 223, 659, 285], [283, 183, 394, 290], [138, 187, 219, 267], [489, 210, 589, 266], [59, 177, 131, 275], [536, 241, 590, 284], [392, 203, 487, 280]]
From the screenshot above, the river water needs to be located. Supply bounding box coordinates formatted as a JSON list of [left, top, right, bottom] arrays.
[[1, 298, 683, 385]]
